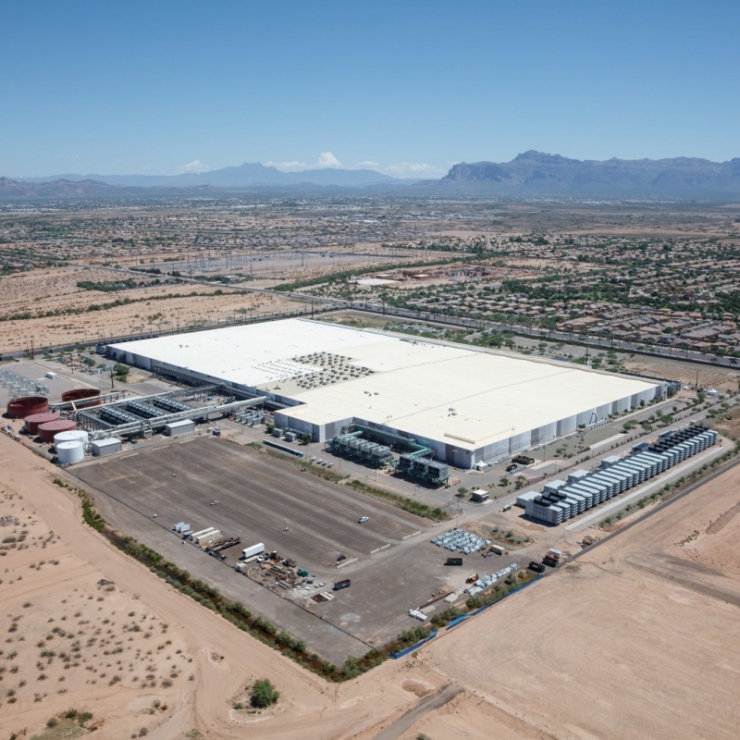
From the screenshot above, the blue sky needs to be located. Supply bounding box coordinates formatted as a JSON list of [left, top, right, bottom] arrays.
[[1, 1, 738, 177]]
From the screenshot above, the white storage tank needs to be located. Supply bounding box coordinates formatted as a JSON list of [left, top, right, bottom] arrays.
[[54, 430, 90, 446], [57, 440, 85, 465]]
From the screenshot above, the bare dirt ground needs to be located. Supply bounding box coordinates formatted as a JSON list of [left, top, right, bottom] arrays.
[[2, 429, 740, 738], [0, 434, 447, 739], [0, 267, 302, 352], [624, 354, 740, 392], [403, 461, 740, 740], [665, 463, 740, 584]]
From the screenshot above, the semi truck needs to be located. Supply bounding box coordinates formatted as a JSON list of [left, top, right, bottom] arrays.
[[240, 542, 265, 561]]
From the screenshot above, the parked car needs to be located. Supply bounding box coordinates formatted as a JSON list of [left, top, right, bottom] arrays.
[[358, 516, 369, 524]]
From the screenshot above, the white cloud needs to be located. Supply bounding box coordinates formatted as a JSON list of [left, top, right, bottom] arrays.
[[264, 160, 307, 172], [316, 151, 341, 169], [356, 160, 380, 169], [264, 152, 342, 171], [181, 159, 209, 173], [382, 162, 445, 179]]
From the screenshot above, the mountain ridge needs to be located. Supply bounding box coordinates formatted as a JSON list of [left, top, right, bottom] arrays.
[[439, 151, 740, 196], [4, 152, 740, 199], [15, 162, 407, 189]]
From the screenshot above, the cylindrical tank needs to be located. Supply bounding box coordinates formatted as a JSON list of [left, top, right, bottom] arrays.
[[61, 388, 102, 407], [24, 411, 60, 435], [7, 396, 49, 419], [53, 430, 89, 446], [39, 419, 77, 443], [56, 440, 84, 465]]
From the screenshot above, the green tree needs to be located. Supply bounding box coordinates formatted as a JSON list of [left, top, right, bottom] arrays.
[[251, 679, 280, 708]]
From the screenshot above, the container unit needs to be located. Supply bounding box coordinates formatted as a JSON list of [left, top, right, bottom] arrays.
[[673, 443, 690, 462], [24, 411, 60, 435], [193, 529, 221, 547], [629, 456, 657, 479], [526, 496, 562, 525], [90, 437, 123, 456], [601, 470, 628, 493], [661, 448, 680, 468], [568, 480, 600, 505], [577, 479, 609, 504], [610, 463, 638, 488], [581, 477, 610, 503], [516, 490, 540, 508], [189, 527, 216, 542], [56, 440, 84, 465], [165, 419, 195, 437], [546, 494, 572, 521], [618, 461, 648, 485], [586, 474, 616, 499], [559, 494, 580, 518], [696, 432, 712, 450], [640, 451, 668, 473], [561, 488, 587, 513], [527, 424, 719, 525], [566, 484, 595, 508], [543, 479, 568, 494]]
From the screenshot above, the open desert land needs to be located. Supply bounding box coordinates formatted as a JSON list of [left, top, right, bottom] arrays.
[[623, 354, 740, 393], [0, 266, 304, 353], [0, 432, 457, 740], [398, 460, 740, 740], [3, 423, 740, 739]]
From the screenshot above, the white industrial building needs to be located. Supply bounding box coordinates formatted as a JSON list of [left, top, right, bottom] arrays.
[[108, 319, 664, 468]]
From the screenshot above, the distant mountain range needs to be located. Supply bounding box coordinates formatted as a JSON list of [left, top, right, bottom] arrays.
[[14, 162, 403, 189], [3, 152, 740, 199], [437, 151, 740, 197]]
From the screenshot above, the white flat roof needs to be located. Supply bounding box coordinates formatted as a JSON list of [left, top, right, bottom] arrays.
[[92, 437, 122, 447], [110, 319, 660, 450], [110, 319, 390, 387]]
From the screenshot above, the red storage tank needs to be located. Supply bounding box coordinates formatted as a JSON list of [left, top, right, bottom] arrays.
[[25, 412, 60, 435], [38, 419, 77, 443], [7, 396, 49, 419], [61, 388, 102, 407]]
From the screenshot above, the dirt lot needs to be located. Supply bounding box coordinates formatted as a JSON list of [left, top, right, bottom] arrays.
[[624, 354, 740, 392], [0, 266, 303, 353], [402, 460, 740, 739]]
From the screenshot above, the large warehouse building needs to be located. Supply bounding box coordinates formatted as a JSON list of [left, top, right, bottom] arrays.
[[108, 319, 664, 468]]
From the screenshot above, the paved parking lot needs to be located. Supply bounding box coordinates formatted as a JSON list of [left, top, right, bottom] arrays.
[[75, 437, 421, 568], [74, 437, 506, 658]]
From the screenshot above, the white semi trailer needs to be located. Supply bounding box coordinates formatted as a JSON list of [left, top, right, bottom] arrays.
[[240, 542, 265, 561]]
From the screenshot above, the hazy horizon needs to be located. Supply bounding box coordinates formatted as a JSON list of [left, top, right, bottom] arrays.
[[2, 1, 739, 178]]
